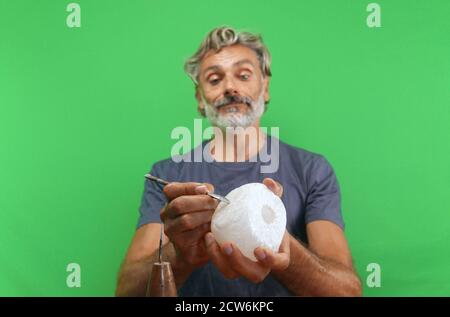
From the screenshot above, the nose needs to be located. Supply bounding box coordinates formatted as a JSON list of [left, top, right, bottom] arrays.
[[224, 88, 239, 97], [223, 77, 239, 97]]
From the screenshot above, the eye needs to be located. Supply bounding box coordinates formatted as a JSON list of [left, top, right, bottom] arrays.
[[209, 78, 221, 85], [207, 74, 221, 86], [239, 72, 251, 81]]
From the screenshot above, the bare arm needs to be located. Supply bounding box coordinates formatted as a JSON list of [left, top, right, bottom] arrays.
[[272, 220, 362, 296], [116, 182, 217, 296], [204, 179, 361, 296], [115, 223, 195, 296]]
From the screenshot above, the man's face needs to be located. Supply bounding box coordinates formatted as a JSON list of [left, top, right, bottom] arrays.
[[196, 44, 270, 129]]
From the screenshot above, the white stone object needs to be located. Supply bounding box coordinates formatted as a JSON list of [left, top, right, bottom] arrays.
[[211, 183, 287, 261]]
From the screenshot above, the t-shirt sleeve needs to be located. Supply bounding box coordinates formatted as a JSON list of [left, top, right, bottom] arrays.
[[305, 155, 345, 230], [136, 163, 167, 229]]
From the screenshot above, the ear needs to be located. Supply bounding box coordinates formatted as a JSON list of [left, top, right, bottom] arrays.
[[263, 76, 271, 104], [195, 86, 206, 117]]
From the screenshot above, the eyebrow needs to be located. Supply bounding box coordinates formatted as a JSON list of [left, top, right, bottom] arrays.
[[203, 59, 255, 77]]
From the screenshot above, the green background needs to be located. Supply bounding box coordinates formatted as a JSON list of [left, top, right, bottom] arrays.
[[1, 0, 449, 296]]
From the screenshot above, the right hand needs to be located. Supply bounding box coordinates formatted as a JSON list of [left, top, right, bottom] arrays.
[[160, 182, 218, 269]]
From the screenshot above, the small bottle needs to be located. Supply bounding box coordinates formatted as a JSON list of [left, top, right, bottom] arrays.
[[146, 262, 177, 297]]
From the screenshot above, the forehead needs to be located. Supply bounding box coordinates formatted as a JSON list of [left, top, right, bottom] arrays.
[[199, 44, 260, 74]]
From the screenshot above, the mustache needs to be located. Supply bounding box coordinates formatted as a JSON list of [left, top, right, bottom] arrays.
[[213, 95, 254, 109]]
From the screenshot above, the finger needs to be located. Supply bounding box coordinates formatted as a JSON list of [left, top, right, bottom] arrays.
[[262, 178, 283, 198], [163, 182, 214, 201], [278, 231, 291, 255], [254, 247, 290, 271], [254, 231, 291, 271], [204, 233, 240, 279], [165, 210, 214, 234], [221, 242, 270, 283], [161, 195, 218, 220], [170, 222, 211, 247], [178, 239, 210, 267], [203, 183, 215, 194]]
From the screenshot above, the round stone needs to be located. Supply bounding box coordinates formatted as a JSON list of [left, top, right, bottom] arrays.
[[211, 183, 286, 261]]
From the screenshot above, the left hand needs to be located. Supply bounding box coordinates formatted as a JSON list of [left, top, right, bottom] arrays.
[[204, 178, 291, 283]]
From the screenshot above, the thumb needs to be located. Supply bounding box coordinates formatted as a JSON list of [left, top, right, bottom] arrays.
[[262, 178, 283, 198], [195, 182, 215, 195]]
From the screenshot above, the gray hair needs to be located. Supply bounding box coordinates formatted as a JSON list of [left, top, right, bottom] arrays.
[[184, 26, 272, 86]]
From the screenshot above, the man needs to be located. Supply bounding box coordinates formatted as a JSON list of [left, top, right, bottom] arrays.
[[116, 26, 362, 296]]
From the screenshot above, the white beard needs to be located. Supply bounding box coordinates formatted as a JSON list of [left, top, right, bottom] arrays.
[[202, 91, 266, 130]]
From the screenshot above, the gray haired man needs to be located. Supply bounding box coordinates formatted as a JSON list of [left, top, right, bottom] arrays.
[[116, 27, 362, 296]]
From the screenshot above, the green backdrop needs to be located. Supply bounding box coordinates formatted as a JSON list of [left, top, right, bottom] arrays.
[[1, 0, 449, 296]]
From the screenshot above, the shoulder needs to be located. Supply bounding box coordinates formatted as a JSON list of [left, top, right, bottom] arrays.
[[275, 137, 337, 185], [149, 141, 206, 179], [276, 137, 330, 169], [151, 157, 174, 172]]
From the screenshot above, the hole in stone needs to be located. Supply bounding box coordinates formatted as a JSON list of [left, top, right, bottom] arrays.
[[261, 205, 275, 224]]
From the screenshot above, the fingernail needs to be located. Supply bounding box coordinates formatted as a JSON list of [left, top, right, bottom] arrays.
[[256, 249, 266, 261], [195, 185, 208, 194], [205, 233, 214, 246], [223, 245, 233, 255]]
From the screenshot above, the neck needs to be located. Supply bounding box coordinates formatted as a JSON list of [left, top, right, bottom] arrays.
[[209, 123, 266, 162]]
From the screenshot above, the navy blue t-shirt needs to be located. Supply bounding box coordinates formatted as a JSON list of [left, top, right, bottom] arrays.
[[137, 135, 344, 296]]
